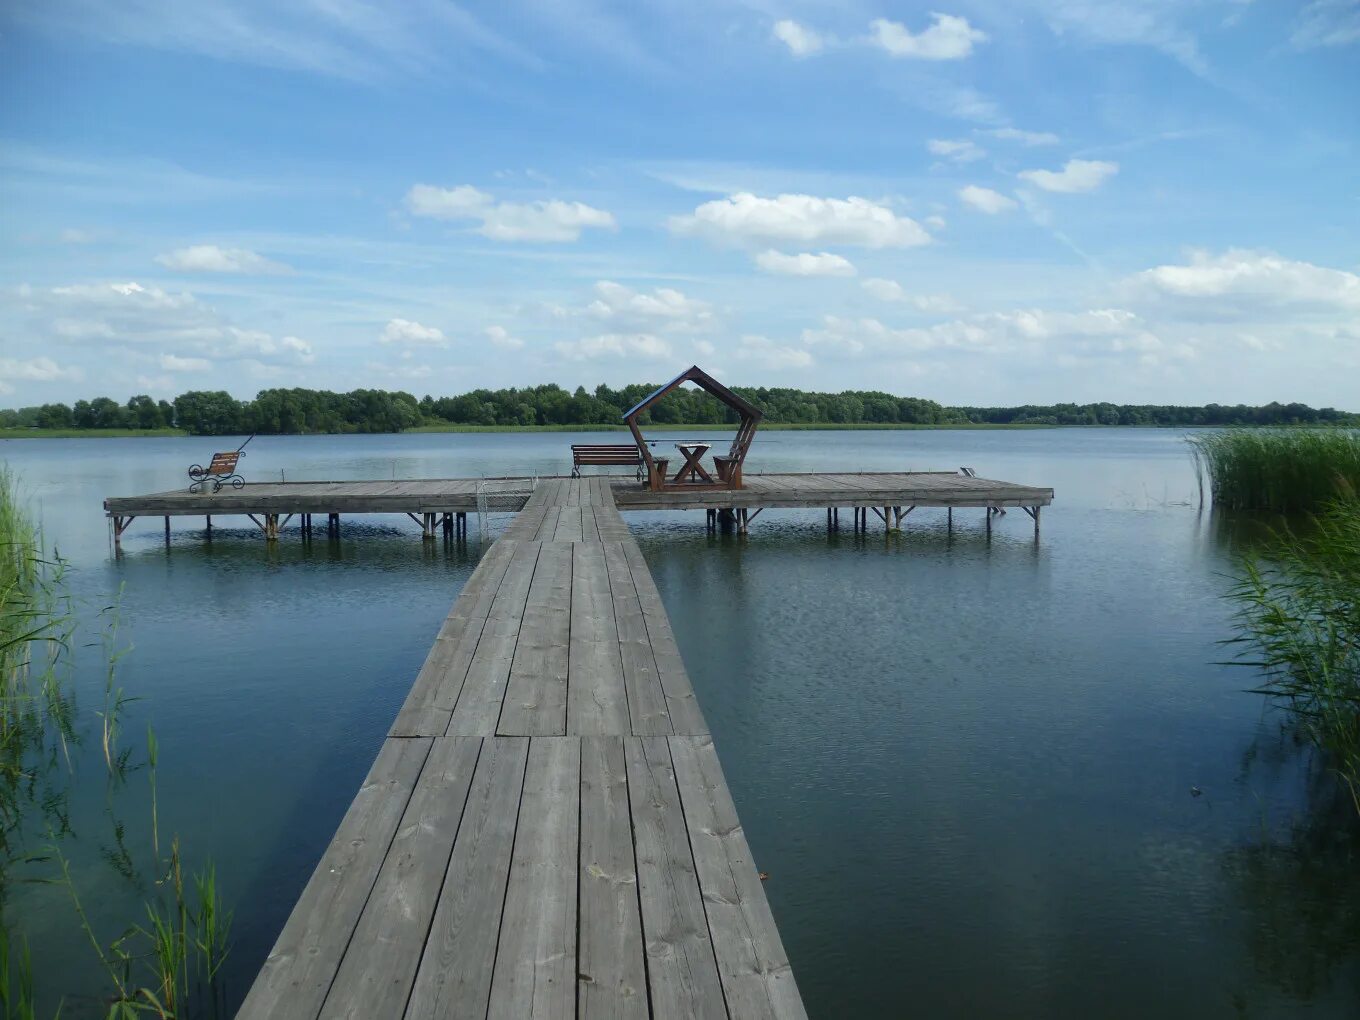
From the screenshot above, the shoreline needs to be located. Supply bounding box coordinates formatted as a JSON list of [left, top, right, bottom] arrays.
[[2, 422, 1053, 440], [4, 422, 1352, 440]]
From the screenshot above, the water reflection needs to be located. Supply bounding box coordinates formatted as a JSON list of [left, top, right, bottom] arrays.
[[1226, 726, 1360, 1006]]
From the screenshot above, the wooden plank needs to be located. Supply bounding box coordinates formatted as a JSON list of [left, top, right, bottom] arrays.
[[578, 737, 648, 1020], [319, 737, 482, 1018], [391, 540, 519, 736], [236, 737, 433, 1020], [603, 541, 671, 736], [528, 506, 558, 541], [405, 736, 530, 1020], [670, 735, 806, 1020], [487, 737, 581, 1020], [624, 736, 727, 1019], [447, 543, 541, 734], [567, 542, 631, 735], [498, 542, 573, 736], [553, 505, 584, 543], [619, 542, 707, 735], [581, 505, 603, 544]]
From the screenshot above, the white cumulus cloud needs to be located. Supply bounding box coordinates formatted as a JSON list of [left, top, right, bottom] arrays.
[[484, 325, 525, 350], [159, 353, 212, 372], [736, 335, 814, 370], [928, 138, 985, 163], [773, 19, 823, 56], [404, 183, 616, 242], [587, 281, 713, 331], [380, 318, 447, 347], [554, 333, 672, 361], [671, 193, 931, 249], [1018, 159, 1119, 193], [958, 185, 1018, 213], [155, 245, 292, 274], [804, 308, 1157, 357], [869, 14, 987, 60], [0, 356, 83, 394], [754, 250, 857, 277], [860, 280, 961, 313], [1128, 250, 1360, 314]]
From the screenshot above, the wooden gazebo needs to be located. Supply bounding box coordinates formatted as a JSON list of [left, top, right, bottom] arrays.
[[623, 365, 762, 491]]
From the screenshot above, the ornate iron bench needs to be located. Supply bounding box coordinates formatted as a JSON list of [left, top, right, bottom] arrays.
[[188, 435, 253, 492], [570, 444, 645, 479]]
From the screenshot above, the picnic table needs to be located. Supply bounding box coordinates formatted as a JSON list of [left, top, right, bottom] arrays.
[[672, 441, 713, 483]]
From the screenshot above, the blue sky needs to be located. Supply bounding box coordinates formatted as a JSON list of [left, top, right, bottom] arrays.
[[1, 1, 1357, 408]]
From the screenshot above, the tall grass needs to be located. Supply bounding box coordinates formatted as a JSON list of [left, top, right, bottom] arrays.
[[0, 466, 232, 1016], [1189, 429, 1360, 512], [1224, 496, 1360, 814]]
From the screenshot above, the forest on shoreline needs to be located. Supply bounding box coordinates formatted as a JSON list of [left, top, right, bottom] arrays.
[[3, 383, 1357, 436]]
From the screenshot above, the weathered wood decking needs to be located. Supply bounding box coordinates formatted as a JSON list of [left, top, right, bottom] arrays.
[[237, 478, 806, 1020], [104, 471, 1052, 519]]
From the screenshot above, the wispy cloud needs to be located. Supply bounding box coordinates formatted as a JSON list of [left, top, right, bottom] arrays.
[[156, 245, 292, 274], [1018, 159, 1119, 193], [772, 19, 823, 57], [7, 0, 541, 81]]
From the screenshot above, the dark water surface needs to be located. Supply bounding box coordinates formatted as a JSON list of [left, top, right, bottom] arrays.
[[5, 429, 1359, 1017]]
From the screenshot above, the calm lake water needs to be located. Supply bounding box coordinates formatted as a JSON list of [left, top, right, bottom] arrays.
[[6, 428, 1359, 1018]]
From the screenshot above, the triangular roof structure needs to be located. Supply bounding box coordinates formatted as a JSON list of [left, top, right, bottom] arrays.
[[622, 365, 762, 422]]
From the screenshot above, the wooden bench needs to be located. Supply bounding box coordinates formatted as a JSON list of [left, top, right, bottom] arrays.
[[570, 444, 644, 479], [188, 449, 247, 493]]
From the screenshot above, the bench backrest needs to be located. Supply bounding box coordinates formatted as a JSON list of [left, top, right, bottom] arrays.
[[206, 451, 241, 474], [572, 444, 643, 464]]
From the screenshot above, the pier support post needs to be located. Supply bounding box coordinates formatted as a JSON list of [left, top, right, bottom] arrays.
[[985, 506, 992, 540], [111, 515, 136, 547], [266, 514, 279, 542], [717, 507, 736, 532], [164, 516, 170, 545], [834, 507, 840, 530], [328, 513, 339, 537], [205, 514, 212, 539], [947, 507, 953, 533]]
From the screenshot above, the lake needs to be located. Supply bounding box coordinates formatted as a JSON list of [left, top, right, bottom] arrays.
[[5, 428, 1359, 1018]]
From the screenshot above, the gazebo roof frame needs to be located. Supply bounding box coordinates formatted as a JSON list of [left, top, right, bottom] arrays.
[[622, 365, 762, 491], [621, 365, 762, 422]]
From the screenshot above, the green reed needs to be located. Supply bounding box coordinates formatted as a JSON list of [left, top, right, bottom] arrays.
[[1189, 428, 1360, 512], [0, 466, 232, 1016], [1224, 496, 1360, 814]]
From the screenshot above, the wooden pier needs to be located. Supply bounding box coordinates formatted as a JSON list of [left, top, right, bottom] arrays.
[[236, 479, 805, 1019], [104, 470, 1053, 543], [105, 468, 1053, 1017]]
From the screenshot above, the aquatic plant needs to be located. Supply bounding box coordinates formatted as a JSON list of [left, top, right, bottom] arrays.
[[0, 466, 233, 1016], [1189, 428, 1360, 512], [1224, 495, 1360, 813]]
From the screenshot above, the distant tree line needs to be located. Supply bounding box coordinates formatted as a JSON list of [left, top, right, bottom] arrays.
[[3, 385, 1356, 435]]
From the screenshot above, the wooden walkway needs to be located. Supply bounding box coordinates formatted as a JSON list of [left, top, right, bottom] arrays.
[[237, 478, 806, 1020]]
